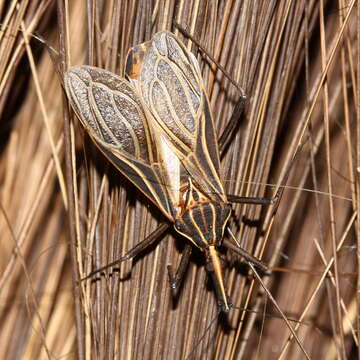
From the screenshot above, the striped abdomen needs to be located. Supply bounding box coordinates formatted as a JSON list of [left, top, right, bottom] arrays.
[[174, 202, 231, 250]]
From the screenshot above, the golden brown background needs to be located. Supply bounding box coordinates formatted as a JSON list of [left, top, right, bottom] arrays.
[[0, 0, 358, 359]]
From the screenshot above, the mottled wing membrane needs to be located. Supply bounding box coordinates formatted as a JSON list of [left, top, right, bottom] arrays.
[[126, 32, 226, 202], [64, 65, 176, 220]]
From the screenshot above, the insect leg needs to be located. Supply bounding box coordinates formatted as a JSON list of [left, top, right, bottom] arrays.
[[226, 132, 305, 206], [167, 244, 192, 296], [81, 222, 170, 281], [222, 238, 268, 273], [227, 193, 277, 205], [218, 97, 247, 155]]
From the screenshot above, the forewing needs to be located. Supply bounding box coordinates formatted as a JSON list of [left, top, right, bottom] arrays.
[[126, 32, 226, 201], [64, 65, 176, 220]]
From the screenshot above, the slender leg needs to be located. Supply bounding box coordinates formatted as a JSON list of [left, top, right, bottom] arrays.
[[224, 128, 303, 207], [218, 96, 247, 155], [222, 238, 268, 273], [167, 244, 192, 296], [226, 194, 277, 205], [81, 222, 170, 281]]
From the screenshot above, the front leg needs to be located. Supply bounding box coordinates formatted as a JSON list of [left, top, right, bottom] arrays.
[[167, 244, 192, 297]]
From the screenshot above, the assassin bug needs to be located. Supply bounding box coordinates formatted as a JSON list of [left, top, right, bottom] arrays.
[[65, 31, 275, 312]]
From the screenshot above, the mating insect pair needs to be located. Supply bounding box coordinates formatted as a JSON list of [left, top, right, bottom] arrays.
[[65, 31, 274, 312]]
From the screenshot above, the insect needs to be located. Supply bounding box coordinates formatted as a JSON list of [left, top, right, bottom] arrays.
[[64, 31, 273, 312]]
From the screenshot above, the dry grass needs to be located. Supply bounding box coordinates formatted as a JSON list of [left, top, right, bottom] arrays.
[[0, 0, 358, 359]]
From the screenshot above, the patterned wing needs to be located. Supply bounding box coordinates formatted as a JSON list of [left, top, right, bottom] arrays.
[[125, 32, 226, 202], [64, 65, 177, 220]]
